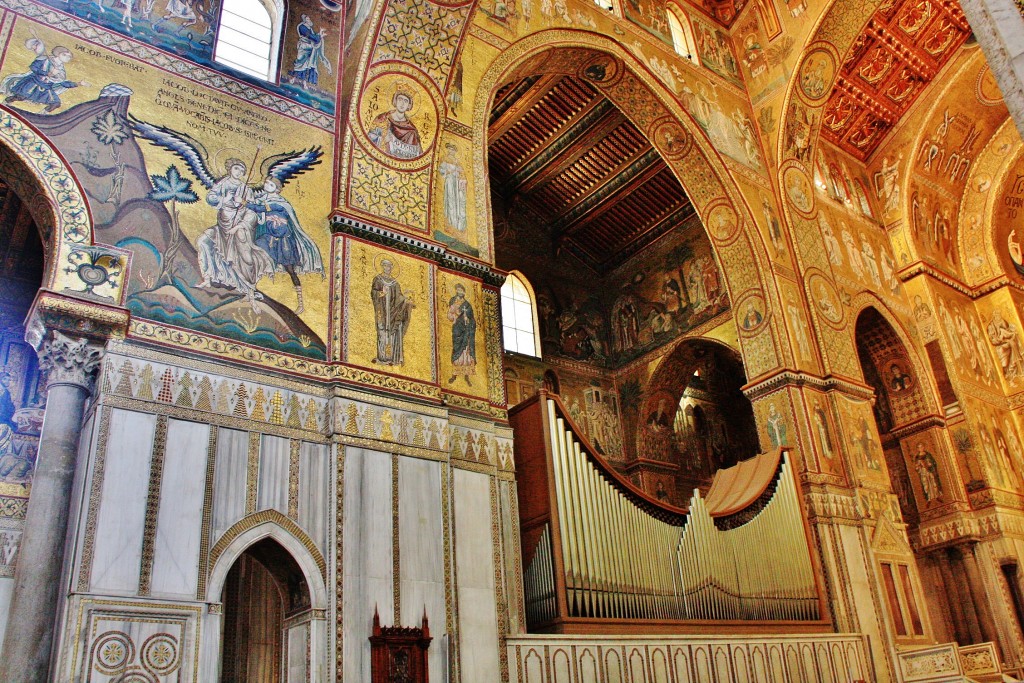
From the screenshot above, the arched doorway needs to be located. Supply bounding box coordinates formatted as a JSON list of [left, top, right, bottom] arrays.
[[637, 338, 758, 503], [0, 173, 47, 645], [851, 307, 997, 648], [220, 538, 312, 683]]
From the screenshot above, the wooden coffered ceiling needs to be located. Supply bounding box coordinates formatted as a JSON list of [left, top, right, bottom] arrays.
[[820, 0, 971, 160], [488, 74, 696, 273]]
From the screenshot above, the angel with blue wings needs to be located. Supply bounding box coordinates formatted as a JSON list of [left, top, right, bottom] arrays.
[[130, 116, 323, 311]]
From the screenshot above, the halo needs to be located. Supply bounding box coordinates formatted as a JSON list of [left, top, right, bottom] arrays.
[[372, 252, 401, 278], [212, 147, 247, 176]]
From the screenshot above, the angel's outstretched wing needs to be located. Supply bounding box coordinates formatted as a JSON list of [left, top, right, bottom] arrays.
[[128, 115, 218, 189], [261, 147, 323, 186]]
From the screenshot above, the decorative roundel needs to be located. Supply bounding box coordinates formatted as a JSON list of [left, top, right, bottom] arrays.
[[977, 66, 1003, 106], [796, 44, 838, 105], [651, 119, 691, 161], [92, 631, 134, 675], [782, 162, 815, 218], [807, 272, 844, 326], [578, 54, 622, 86], [141, 633, 181, 676], [737, 293, 767, 333], [705, 203, 740, 243], [77, 262, 109, 286], [355, 65, 440, 170], [120, 672, 157, 683]]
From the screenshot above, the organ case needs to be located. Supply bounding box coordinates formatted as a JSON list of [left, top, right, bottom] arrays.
[[511, 391, 828, 634]]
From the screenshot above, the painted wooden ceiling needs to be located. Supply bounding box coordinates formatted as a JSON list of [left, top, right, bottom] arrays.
[[820, 0, 971, 160], [488, 74, 696, 273]]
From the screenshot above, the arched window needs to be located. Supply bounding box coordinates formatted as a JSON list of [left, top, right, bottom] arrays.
[[501, 271, 541, 357], [668, 9, 698, 65], [214, 0, 282, 81]]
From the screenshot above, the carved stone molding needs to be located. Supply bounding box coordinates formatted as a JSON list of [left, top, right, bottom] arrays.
[[24, 291, 130, 350], [38, 331, 104, 392], [743, 369, 875, 401]]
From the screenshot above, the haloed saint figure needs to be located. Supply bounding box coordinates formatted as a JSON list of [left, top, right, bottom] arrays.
[[368, 90, 423, 160], [371, 259, 415, 366], [447, 283, 476, 386]]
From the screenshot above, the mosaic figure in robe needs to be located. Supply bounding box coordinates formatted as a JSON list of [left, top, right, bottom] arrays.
[[250, 175, 325, 314], [1, 38, 86, 113], [371, 259, 415, 366], [369, 90, 423, 159], [288, 15, 332, 91], [129, 117, 323, 309], [447, 283, 476, 386]]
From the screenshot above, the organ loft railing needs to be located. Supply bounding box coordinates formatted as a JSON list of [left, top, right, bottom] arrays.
[[510, 391, 828, 634]]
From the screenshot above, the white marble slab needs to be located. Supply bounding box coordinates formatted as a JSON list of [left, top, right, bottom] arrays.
[[151, 419, 210, 598], [258, 434, 290, 515], [342, 447, 394, 683], [454, 469, 500, 680], [287, 622, 309, 683], [298, 441, 329, 552], [398, 456, 445, 682], [0, 576, 12, 646], [211, 428, 249, 542], [90, 409, 156, 594]]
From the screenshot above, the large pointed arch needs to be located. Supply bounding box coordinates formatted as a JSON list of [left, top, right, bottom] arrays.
[[473, 33, 787, 381], [0, 108, 127, 304]]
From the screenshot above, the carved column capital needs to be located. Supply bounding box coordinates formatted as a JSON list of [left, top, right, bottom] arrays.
[[38, 331, 104, 392]]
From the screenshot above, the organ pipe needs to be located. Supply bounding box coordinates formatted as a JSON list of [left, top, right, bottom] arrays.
[[511, 392, 822, 632]]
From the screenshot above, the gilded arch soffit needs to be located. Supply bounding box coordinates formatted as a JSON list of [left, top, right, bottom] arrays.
[[958, 118, 1022, 288], [772, 0, 896, 378], [847, 290, 941, 419], [0, 108, 128, 304], [471, 33, 788, 380], [890, 49, 1008, 285]]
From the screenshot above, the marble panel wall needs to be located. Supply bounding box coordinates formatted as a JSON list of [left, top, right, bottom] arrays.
[[211, 428, 249, 542], [398, 456, 446, 681], [259, 435, 292, 516], [342, 447, 395, 681], [151, 419, 210, 599], [454, 468, 500, 680], [299, 441, 330, 552], [89, 409, 157, 594]]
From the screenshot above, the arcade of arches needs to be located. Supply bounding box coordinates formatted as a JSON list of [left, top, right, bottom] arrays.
[[4, 0, 1024, 679]]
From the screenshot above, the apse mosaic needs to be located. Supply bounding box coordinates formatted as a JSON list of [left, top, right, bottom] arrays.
[[20, 0, 340, 113], [0, 18, 335, 358]]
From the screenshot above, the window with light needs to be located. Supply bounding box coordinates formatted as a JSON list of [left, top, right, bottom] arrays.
[[668, 10, 699, 65], [214, 0, 279, 80], [501, 272, 541, 357]]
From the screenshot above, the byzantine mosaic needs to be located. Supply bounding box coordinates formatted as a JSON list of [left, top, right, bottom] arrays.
[[448, 413, 514, 470], [0, 0, 334, 130], [98, 349, 464, 458]]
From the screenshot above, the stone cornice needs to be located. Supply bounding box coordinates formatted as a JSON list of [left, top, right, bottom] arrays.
[[330, 214, 506, 287], [24, 290, 129, 350], [888, 414, 947, 440], [743, 370, 875, 401]]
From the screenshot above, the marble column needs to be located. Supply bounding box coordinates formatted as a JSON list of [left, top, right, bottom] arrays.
[[936, 549, 975, 645], [0, 332, 103, 682], [960, 543, 1002, 653]]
